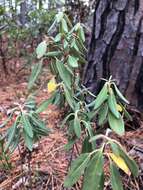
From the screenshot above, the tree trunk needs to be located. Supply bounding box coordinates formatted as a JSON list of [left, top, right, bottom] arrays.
[[84, 0, 143, 110], [19, 0, 27, 26]]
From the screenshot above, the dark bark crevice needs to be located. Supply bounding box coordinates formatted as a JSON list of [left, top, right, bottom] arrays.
[[134, 0, 140, 15], [125, 16, 143, 95], [102, 10, 125, 79], [98, 1, 111, 39], [132, 16, 143, 57]]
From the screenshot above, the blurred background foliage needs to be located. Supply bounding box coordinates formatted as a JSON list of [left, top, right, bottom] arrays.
[[0, 0, 95, 76]]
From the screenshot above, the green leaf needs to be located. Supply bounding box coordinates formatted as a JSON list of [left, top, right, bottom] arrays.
[[5, 121, 17, 151], [78, 26, 85, 42], [63, 39, 68, 49], [45, 51, 62, 57], [82, 136, 92, 153], [63, 85, 75, 110], [74, 115, 81, 138], [68, 55, 78, 68], [108, 112, 125, 136], [110, 162, 124, 190], [123, 108, 132, 121], [110, 142, 120, 156], [61, 113, 74, 128], [113, 84, 129, 104], [64, 153, 90, 187], [82, 151, 104, 190], [82, 121, 94, 138], [28, 62, 42, 90], [62, 18, 68, 33], [117, 145, 139, 177], [36, 41, 47, 59], [56, 59, 72, 89], [24, 98, 36, 110], [22, 114, 34, 138], [108, 91, 120, 119], [82, 121, 96, 149], [98, 103, 108, 126], [30, 117, 50, 136], [54, 33, 61, 42], [74, 23, 80, 31], [23, 131, 33, 151], [71, 38, 79, 52], [10, 131, 20, 153], [94, 83, 108, 110], [99, 173, 105, 190], [36, 97, 54, 113]]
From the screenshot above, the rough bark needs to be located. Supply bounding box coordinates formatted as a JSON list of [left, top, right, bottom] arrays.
[[84, 0, 143, 110], [19, 0, 27, 26]]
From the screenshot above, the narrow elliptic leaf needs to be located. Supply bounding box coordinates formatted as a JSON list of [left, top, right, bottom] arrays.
[[82, 151, 104, 190], [74, 116, 81, 138], [61, 113, 74, 128], [56, 59, 72, 89], [5, 122, 17, 151], [110, 162, 124, 190], [110, 142, 120, 156], [79, 26, 85, 42], [45, 51, 62, 57], [99, 173, 105, 190], [29, 114, 50, 136], [117, 145, 139, 177], [36, 97, 54, 113], [22, 114, 33, 138], [54, 33, 62, 42], [113, 84, 129, 104], [63, 39, 68, 49], [94, 83, 108, 110], [23, 131, 33, 151], [82, 136, 92, 153], [82, 121, 94, 138], [108, 112, 125, 136], [108, 91, 120, 119], [82, 121, 96, 149], [68, 55, 78, 68], [64, 153, 90, 187], [36, 41, 47, 59], [10, 130, 20, 153], [98, 103, 108, 126], [62, 18, 68, 33], [109, 153, 131, 175], [28, 62, 42, 90], [24, 98, 36, 110], [123, 108, 132, 121], [63, 85, 75, 110]]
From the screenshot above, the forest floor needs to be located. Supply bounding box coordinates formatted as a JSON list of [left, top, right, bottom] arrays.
[[0, 72, 143, 190]]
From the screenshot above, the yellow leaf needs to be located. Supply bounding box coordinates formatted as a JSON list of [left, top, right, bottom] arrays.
[[116, 104, 123, 112], [47, 78, 57, 93], [109, 153, 131, 175]]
